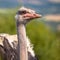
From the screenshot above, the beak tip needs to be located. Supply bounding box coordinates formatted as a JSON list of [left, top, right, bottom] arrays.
[[37, 14, 42, 18], [39, 15, 42, 17]]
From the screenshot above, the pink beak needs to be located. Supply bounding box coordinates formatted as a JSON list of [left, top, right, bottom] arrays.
[[23, 13, 42, 19]]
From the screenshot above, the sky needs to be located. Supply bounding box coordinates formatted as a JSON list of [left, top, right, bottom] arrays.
[[0, 0, 60, 6], [0, 0, 60, 15], [48, 0, 60, 3], [20, 0, 60, 5]]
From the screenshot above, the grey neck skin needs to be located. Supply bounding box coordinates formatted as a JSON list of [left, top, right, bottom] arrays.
[[16, 16, 28, 60]]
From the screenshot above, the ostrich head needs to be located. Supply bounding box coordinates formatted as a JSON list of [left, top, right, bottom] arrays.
[[15, 7, 42, 24]]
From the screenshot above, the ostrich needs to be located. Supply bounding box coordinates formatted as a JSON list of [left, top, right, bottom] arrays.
[[0, 7, 41, 60], [15, 7, 42, 60]]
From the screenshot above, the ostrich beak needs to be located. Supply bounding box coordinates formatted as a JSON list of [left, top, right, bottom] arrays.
[[23, 13, 42, 20], [33, 13, 42, 18]]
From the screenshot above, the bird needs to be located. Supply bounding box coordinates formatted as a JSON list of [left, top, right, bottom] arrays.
[[0, 7, 41, 60], [15, 7, 42, 60]]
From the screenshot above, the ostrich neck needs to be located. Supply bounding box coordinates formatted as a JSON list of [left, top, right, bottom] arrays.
[[16, 18, 28, 60], [17, 23, 26, 43]]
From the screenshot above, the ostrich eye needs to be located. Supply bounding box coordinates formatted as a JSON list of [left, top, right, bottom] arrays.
[[17, 11, 27, 15]]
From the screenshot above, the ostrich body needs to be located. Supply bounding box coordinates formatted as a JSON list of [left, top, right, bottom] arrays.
[[15, 7, 41, 60], [0, 34, 36, 60]]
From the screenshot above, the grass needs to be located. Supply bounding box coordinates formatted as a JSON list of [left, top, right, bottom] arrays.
[[0, 8, 17, 34], [0, 8, 60, 60]]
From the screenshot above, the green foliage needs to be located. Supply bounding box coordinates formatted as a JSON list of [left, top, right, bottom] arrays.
[[26, 20, 60, 60], [0, 9, 16, 34], [0, 9, 60, 60]]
